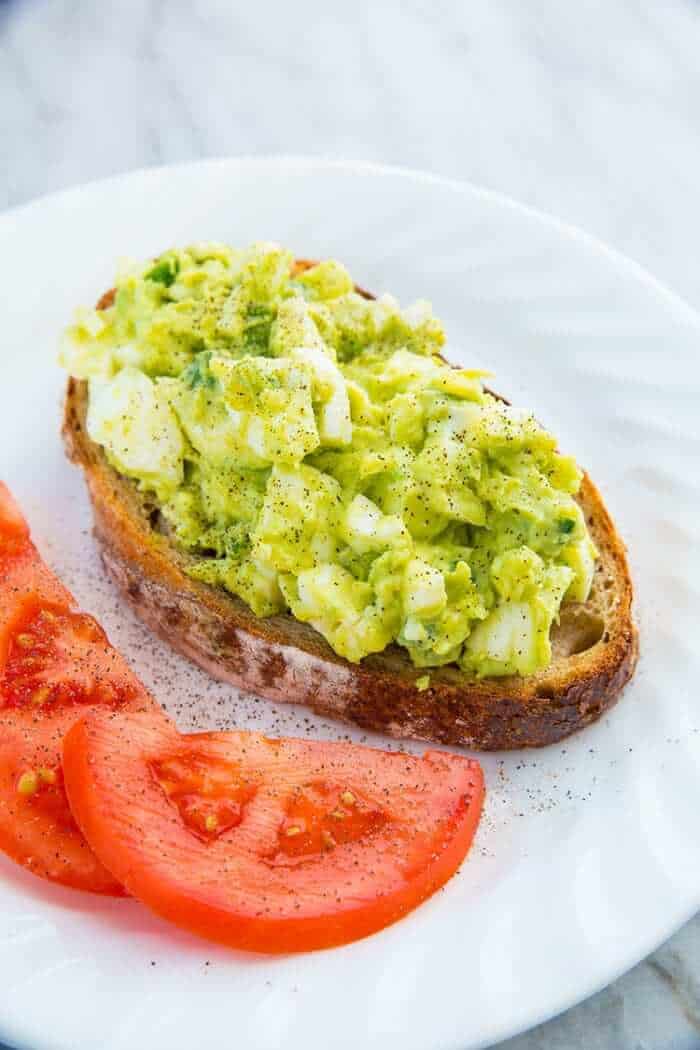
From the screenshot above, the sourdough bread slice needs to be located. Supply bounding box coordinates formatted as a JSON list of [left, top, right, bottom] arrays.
[[61, 279, 638, 750]]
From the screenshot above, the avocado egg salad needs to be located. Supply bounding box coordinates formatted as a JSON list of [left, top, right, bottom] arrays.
[[60, 243, 597, 677]]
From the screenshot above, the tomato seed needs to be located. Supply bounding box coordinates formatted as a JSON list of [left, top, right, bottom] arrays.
[[17, 771, 38, 796]]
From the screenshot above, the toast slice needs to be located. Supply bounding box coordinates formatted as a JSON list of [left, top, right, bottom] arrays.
[[61, 278, 638, 750]]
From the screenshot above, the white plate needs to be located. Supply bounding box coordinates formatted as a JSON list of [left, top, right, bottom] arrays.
[[0, 158, 699, 1050]]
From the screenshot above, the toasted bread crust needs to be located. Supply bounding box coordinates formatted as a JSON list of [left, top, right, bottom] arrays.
[[62, 276, 638, 749]]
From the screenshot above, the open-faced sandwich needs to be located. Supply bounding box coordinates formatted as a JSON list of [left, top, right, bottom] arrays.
[[61, 243, 637, 749]]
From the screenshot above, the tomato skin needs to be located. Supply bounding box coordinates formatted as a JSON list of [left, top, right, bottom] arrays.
[[0, 483, 29, 543], [0, 483, 164, 894], [64, 711, 485, 952]]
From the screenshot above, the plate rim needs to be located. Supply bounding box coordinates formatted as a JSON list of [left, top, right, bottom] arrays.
[[1, 154, 699, 329]]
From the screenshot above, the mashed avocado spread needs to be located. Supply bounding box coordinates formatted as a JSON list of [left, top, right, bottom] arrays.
[[60, 243, 597, 676]]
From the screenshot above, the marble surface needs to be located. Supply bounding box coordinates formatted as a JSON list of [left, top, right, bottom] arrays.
[[1, 1, 699, 1047]]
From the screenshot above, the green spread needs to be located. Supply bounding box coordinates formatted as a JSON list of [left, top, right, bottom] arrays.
[[60, 243, 597, 675]]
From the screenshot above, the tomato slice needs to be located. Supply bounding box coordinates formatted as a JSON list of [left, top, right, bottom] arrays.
[[0, 482, 162, 894], [63, 710, 485, 952]]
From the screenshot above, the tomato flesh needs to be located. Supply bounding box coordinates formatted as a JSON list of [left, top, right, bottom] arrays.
[[3, 602, 141, 712], [151, 753, 257, 842], [274, 779, 387, 861], [0, 482, 162, 893], [63, 710, 485, 952]]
